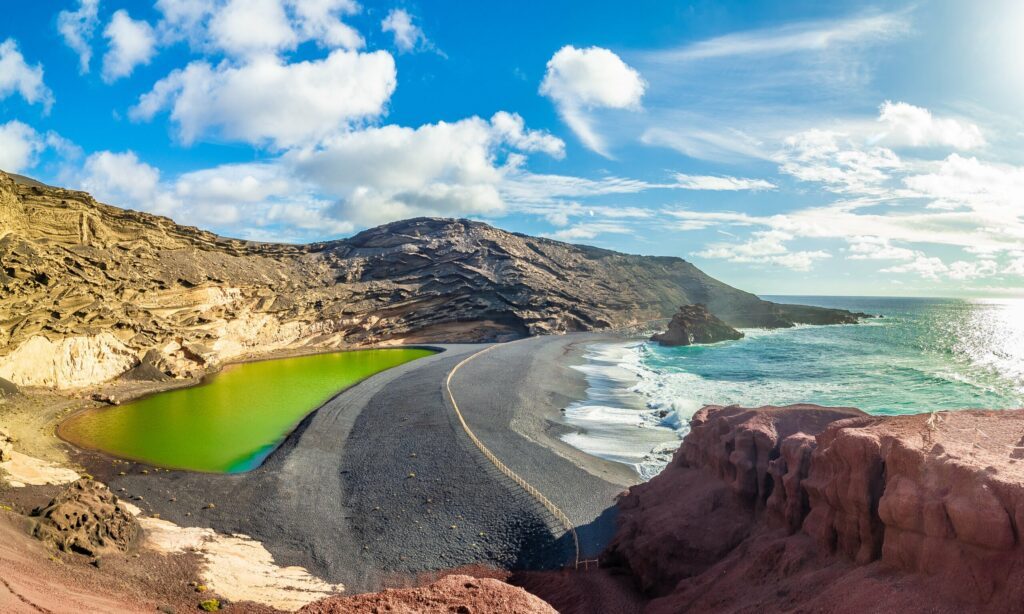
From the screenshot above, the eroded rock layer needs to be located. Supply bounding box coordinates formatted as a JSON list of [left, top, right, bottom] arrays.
[[601, 404, 1024, 613], [0, 171, 863, 388]]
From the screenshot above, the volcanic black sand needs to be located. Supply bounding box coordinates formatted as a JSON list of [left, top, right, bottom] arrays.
[[73, 334, 638, 593]]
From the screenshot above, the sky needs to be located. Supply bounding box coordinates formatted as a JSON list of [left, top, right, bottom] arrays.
[[2, 0, 1024, 297]]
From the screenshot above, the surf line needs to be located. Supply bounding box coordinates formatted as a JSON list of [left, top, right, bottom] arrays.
[[444, 341, 581, 568]]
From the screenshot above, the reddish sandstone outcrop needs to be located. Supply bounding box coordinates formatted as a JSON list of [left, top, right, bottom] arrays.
[[299, 574, 556, 613], [600, 404, 1024, 613]]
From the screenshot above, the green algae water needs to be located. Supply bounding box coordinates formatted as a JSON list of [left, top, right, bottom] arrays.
[[61, 348, 436, 473]]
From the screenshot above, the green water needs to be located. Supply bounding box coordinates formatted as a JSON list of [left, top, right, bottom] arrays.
[[61, 348, 435, 473]]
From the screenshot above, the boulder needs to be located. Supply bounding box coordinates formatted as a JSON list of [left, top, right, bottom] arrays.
[[651, 304, 744, 346], [29, 478, 140, 557]]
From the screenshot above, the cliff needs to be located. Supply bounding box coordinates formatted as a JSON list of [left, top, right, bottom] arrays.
[[0, 170, 863, 389], [592, 404, 1024, 613]]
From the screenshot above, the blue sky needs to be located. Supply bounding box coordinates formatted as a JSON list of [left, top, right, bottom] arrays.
[[3, 0, 1024, 297]]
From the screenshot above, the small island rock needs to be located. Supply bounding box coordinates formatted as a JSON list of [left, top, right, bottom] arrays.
[[651, 304, 744, 346]]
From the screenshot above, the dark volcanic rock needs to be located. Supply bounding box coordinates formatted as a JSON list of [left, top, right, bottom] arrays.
[[651, 304, 744, 346], [30, 478, 140, 557]]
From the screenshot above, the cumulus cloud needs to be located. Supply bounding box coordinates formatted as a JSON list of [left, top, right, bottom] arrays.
[[877, 101, 984, 150], [155, 0, 363, 54], [131, 49, 397, 148], [0, 121, 45, 173], [78, 151, 178, 215], [208, 0, 297, 57], [490, 111, 565, 158], [381, 8, 427, 53], [289, 113, 565, 226], [102, 10, 157, 83], [71, 152, 353, 240], [0, 39, 53, 110], [289, 0, 363, 50], [540, 45, 646, 157], [57, 0, 100, 73], [673, 173, 776, 191]]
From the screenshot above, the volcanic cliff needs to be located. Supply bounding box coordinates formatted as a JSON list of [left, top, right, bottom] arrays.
[[0, 170, 861, 389]]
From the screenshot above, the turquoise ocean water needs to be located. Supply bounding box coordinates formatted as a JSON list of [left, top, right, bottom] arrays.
[[560, 297, 1024, 478]]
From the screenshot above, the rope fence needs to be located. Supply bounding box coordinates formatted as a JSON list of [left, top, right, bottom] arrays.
[[444, 344, 581, 568]]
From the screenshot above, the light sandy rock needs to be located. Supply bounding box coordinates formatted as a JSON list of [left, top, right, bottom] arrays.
[[0, 334, 137, 389], [0, 450, 80, 487], [140, 516, 345, 611]]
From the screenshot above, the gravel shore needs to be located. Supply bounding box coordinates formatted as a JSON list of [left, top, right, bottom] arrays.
[[67, 334, 637, 593]]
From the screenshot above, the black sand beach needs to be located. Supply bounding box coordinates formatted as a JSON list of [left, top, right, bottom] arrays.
[[73, 334, 637, 593]]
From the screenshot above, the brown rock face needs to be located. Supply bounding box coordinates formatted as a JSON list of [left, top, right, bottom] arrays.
[[29, 478, 140, 557], [0, 427, 13, 461], [650, 304, 744, 346], [0, 170, 864, 388], [601, 405, 1024, 612], [299, 574, 557, 614]]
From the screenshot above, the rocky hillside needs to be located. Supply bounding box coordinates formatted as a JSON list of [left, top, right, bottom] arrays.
[[0, 171, 862, 388]]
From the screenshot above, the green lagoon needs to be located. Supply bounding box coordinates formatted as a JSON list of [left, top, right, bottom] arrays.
[[61, 348, 436, 473]]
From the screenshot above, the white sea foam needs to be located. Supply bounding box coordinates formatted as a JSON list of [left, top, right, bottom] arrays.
[[559, 342, 682, 480]]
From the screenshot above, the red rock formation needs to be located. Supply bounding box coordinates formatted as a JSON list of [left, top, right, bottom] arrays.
[[597, 404, 1024, 613]]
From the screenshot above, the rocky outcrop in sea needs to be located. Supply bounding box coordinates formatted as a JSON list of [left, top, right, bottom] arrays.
[[651, 303, 744, 346]]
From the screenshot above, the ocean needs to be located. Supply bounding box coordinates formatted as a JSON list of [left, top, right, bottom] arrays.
[[560, 296, 1024, 479]]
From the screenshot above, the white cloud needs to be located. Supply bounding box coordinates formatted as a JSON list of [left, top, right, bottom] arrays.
[[208, 0, 297, 57], [0, 121, 45, 173], [846, 236, 919, 261], [289, 0, 363, 50], [695, 229, 831, 271], [880, 255, 948, 280], [546, 222, 632, 241], [289, 113, 565, 226], [71, 152, 353, 240], [673, 173, 775, 191], [381, 8, 426, 53], [0, 39, 53, 110], [490, 111, 565, 158], [79, 151, 179, 215], [131, 49, 397, 148], [102, 10, 157, 83], [778, 129, 902, 194], [641, 126, 770, 163], [540, 45, 646, 157], [877, 101, 984, 150], [648, 12, 910, 62], [155, 0, 363, 54], [58, 0, 100, 74]]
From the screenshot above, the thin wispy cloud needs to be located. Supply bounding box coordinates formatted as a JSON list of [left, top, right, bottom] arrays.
[[644, 10, 912, 63]]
